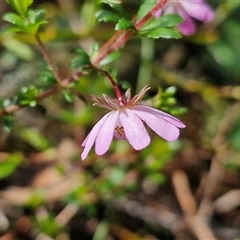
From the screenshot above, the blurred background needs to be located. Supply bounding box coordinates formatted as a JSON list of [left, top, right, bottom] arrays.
[[0, 0, 240, 239]]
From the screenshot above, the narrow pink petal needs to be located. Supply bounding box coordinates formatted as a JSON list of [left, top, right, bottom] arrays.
[[132, 109, 180, 141], [81, 112, 112, 160], [119, 109, 150, 150], [95, 111, 119, 155], [181, 1, 214, 22], [134, 105, 185, 128]]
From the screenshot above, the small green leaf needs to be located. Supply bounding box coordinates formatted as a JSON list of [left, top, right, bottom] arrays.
[[3, 9, 47, 34], [95, 10, 119, 23], [115, 18, 134, 31], [3, 114, 15, 132], [17, 85, 39, 106], [137, 0, 157, 20], [143, 27, 181, 39], [6, 0, 33, 17], [141, 14, 183, 31], [0, 153, 23, 179], [39, 70, 56, 86], [70, 56, 91, 70], [99, 51, 121, 66], [63, 89, 74, 103], [3, 12, 25, 27]]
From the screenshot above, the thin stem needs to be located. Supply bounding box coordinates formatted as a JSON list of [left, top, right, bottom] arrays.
[[99, 69, 125, 106], [35, 34, 63, 86], [91, 29, 136, 67], [92, 0, 169, 67]]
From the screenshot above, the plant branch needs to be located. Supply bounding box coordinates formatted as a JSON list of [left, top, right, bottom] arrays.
[[35, 34, 64, 86]]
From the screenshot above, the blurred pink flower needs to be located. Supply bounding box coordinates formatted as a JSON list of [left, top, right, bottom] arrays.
[[81, 86, 185, 160], [155, 0, 214, 35]]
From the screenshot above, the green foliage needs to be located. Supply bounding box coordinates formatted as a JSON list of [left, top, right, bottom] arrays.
[[137, 0, 157, 20], [2, 114, 15, 132], [5, 0, 33, 17], [115, 18, 135, 31], [95, 10, 120, 23], [0, 153, 23, 179], [138, 14, 182, 39], [99, 51, 121, 66], [141, 14, 183, 31], [3, 2, 47, 34], [17, 85, 39, 107], [70, 47, 91, 70]]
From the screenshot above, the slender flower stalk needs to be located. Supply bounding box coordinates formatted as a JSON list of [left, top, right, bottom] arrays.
[[154, 0, 214, 35], [81, 86, 185, 160]]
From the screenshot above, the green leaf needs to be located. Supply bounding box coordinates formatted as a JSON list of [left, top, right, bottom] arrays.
[[0, 153, 23, 179], [95, 10, 119, 23], [20, 128, 51, 151], [63, 89, 74, 103], [70, 56, 91, 70], [141, 14, 183, 31], [3, 114, 15, 132], [115, 18, 134, 31], [143, 27, 181, 39], [99, 51, 121, 66], [17, 85, 39, 106], [6, 0, 33, 17], [3, 12, 25, 27], [3, 9, 47, 34], [137, 0, 157, 20]]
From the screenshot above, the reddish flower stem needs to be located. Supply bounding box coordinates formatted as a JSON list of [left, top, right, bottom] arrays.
[[91, 0, 169, 67], [99, 69, 125, 106]]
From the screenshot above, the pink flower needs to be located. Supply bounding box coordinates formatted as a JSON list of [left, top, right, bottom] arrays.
[[155, 0, 214, 35], [81, 86, 185, 160]]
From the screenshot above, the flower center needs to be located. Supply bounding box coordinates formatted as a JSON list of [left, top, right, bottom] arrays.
[[115, 126, 125, 137]]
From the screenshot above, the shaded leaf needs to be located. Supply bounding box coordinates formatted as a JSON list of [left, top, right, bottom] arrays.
[[0, 153, 23, 179], [115, 18, 134, 31], [95, 10, 119, 23], [141, 14, 183, 31], [3, 114, 15, 132], [143, 27, 181, 39]]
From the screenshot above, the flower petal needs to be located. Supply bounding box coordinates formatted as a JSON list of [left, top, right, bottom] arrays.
[[134, 105, 185, 128], [95, 111, 119, 155], [181, 1, 214, 22], [178, 11, 196, 35], [132, 109, 181, 141], [81, 112, 112, 160], [119, 109, 150, 150]]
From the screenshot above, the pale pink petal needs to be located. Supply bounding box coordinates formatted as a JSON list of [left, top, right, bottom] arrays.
[[181, 1, 214, 22], [95, 111, 119, 155], [81, 112, 112, 160], [132, 109, 180, 141], [134, 105, 185, 128], [119, 109, 150, 150]]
